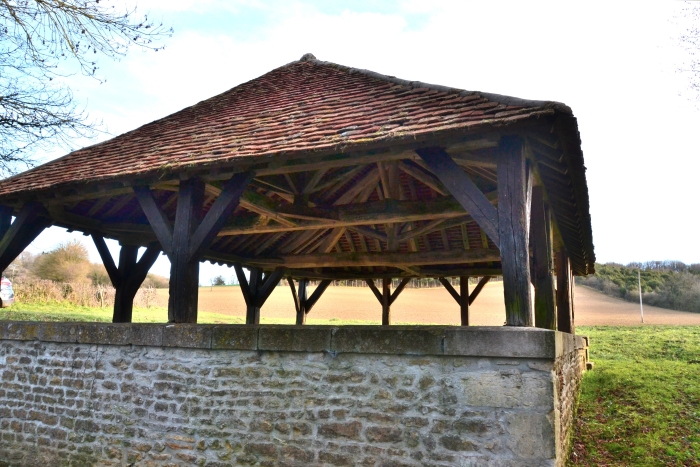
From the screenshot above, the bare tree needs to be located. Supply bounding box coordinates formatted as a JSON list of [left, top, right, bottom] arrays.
[[680, 2, 700, 101], [0, 0, 171, 175]]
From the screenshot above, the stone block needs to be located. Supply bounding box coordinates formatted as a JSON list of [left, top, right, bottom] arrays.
[[505, 412, 555, 459], [37, 323, 80, 343], [163, 325, 212, 349], [461, 370, 553, 409], [1, 322, 39, 341], [128, 324, 163, 346], [331, 326, 444, 355], [211, 326, 257, 350], [258, 326, 331, 352], [444, 327, 555, 358]]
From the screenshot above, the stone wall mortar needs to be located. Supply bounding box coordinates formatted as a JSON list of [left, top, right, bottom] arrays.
[[0, 325, 588, 467]]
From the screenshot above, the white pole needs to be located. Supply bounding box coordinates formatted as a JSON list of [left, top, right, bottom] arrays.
[[638, 269, 644, 324]]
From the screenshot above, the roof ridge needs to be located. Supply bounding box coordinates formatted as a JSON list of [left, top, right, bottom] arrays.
[[283, 53, 572, 115]]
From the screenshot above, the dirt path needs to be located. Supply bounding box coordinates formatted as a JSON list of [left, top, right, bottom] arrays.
[[184, 282, 700, 326]]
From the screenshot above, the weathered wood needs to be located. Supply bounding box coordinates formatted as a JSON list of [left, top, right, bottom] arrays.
[[91, 234, 161, 323], [167, 178, 205, 323], [382, 277, 391, 326], [397, 161, 447, 195], [134, 186, 174, 256], [438, 277, 461, 304], [365, 279, 383, 303], [459, 276, 470, 326], [498, 136, 533, 326], [235, 265, 285, 324], [468, 276, 492, 305], [0, 205, 13, 239], [278, 248, 500, 269], [0, 203, 52, 273], [530, 186, 556, 329], [390, 278, 410, 305], [188, 172, 253, 260], [556, 249, 574, 333], [219, 195, 494, 236], [291, 278, 332, 324], [417, 147, 500, 245]]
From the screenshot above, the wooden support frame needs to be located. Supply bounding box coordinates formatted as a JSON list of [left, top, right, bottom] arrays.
[[530, 186, 557, 329], [135, 172, 253, 323], [416, 147, 500, 245], [556, 248, 575, 333], [92, 234, 161, 323], [0, 203, 52, 274], [497, 136, 533, 326], [366, 277, 409, 325], [438, 275, 492, 326], [234, 265, 286, 324], [288, 278, 332, 325]]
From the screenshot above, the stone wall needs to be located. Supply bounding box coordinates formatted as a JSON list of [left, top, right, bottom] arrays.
[[0, 323, 588, 467]]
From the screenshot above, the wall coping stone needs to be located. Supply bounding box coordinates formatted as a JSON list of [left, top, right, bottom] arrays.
[[0, 321, 587, 358]]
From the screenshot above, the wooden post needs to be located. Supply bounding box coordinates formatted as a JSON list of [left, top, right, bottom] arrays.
[[234, 265, 285, 324], [497, 136, 533, 326], [382, 277, 391, 325], [530, 186, 556, 329], [168, 177, 205, 323], [289, 278, 331, 325], [135, 172, 252, 323], [459, 276, 469, 326], [556, 248, 574, 333], [92, 235, 161, 323]]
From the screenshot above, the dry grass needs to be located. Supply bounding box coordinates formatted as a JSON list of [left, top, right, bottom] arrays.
[[189, 282, 700, 326]]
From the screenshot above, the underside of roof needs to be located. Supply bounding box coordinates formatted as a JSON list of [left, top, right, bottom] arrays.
[[0, 54, 595, 276]]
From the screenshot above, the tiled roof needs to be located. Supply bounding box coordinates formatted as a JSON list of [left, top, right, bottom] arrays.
[[0, 54, 570, 198]]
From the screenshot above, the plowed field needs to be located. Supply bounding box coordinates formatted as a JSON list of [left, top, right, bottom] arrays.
[[157, 282, 700, 326]]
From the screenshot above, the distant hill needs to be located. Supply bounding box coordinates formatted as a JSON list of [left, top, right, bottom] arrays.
[[578, 261, 700, 313]]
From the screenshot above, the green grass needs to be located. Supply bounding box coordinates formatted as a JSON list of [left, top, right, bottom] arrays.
[[571, 326, 700, 466]]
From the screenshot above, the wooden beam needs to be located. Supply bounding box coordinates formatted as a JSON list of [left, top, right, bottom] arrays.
[[382, 277, 391, 325], [531, 186, 557, 330], [397, 161, 447, 195], [91, 234, 120, 286], [498, 136, 533, 326], [556, 249, 574, 333], [254, 268, 285, 307], [390, 278, 410, 305], [279, 248, 500, 269], [416, 147, 500, 245], [365, 278, 383, 303], [218, 195, 494, 236], [468, 276, 491, 305], [188, 172, 253, 260], [438, 277, 461, 304], [0, 205, 12, 240], [0, 203, 52, 273], [133, 186, 174, 257], [306, 279, 331, 313]]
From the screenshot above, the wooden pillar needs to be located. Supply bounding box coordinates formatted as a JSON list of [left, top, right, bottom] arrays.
[[382, 277, 391, 325], [0, 203, 52, 274], [556, 248, 574, 333], [289, 278, 331, 325], [135, 172, 252, 323], [439, 276, 491, 326], [168, 177, 205, 323], [530, 186, 556, 329], [497, 136, 533, 326], [366, 278, 409, 326], [459, 276, 469, 326], [234, 265, 285, 324], [92, 235, 161, 323]]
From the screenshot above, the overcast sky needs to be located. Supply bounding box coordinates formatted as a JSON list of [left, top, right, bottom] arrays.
[[23, 0, 700, 283]]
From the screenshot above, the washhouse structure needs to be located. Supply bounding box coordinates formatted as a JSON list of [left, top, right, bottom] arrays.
[[0, 54, 593, 466]]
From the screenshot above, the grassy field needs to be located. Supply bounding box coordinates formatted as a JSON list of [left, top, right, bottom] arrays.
[[571, 326, 700, 466]]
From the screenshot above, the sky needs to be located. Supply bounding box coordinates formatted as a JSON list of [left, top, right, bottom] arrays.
[[21, 0, 700, 284]]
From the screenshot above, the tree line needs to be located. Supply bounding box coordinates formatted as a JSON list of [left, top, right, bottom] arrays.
[[578, 261, 700, 313]]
